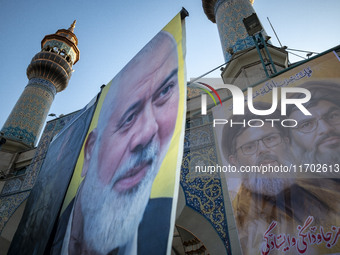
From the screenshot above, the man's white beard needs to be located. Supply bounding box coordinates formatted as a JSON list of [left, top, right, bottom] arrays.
[[237, 148, 296, 196], [79, 140, 160, 254], [242, 178, 295, 196]]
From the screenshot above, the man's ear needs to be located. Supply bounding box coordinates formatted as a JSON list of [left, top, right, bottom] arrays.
[[82, 129, 98, 178], [228, 155, 238, 166]]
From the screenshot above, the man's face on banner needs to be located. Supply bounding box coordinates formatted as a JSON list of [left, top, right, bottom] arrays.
[[228, 123, 294, 196], [290, 100, 340, 163], [97, 35, 179, 189], [79, 31, 179, 253], [229, 123, 291, 167]]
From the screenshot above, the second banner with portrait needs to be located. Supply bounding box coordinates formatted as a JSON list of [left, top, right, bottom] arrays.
[[213, 50, 340, 255]]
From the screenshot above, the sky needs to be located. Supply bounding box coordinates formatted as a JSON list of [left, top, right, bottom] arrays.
[[0, 0, 339, 129]]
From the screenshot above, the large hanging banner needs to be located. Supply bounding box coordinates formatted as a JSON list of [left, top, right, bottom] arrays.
[[52, 12, 186, 255], [8, 100, 97, 255], [212, 50, 340, 255]]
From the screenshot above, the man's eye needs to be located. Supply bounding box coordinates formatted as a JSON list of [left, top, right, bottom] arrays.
[[264, 135, 277, 143], [264, 136, 274, 142], [123, 113, 136, 127], [300, 120, 314, 129], [154, 82, 176, 106], [242, 143, 256, 151], [328, 110, 340, 121], [160, 83, 174, 97]]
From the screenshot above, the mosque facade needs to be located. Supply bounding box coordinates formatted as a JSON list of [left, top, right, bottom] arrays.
[[1, 1, 327, 254]]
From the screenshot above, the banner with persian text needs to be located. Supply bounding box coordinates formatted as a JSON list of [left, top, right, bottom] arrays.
[[212, 50, 340, 254]]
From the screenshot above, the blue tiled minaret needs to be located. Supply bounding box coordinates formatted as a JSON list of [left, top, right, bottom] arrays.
[[1, 21, 80, 149], [203, 0, 267, 62]]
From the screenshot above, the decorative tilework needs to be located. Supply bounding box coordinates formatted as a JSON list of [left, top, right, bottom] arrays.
[[184, 125, 214, 151], [181, 122, 231, 254], [28, 78, 57, 97], [181, 147, 230, 253], [1, 126, 36, 147], [0, 192, 30, 233], [1, 81, 55, 146], [213, 0, 266, 62], [1, 178, 23, 195]]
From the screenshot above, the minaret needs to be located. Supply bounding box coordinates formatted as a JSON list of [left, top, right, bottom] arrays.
[[1, 21, 80, 151], [203, 0, 260, 62], [202, 0, 288, 88]]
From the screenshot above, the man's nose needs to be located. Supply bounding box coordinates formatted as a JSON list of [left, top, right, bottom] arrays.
[[257, 140, 270, 155], [130, 105, 158, 152], [317, 119, 334, 135]]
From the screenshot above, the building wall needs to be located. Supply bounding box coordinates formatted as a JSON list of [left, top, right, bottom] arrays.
[[177, 85, 232, 254]]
